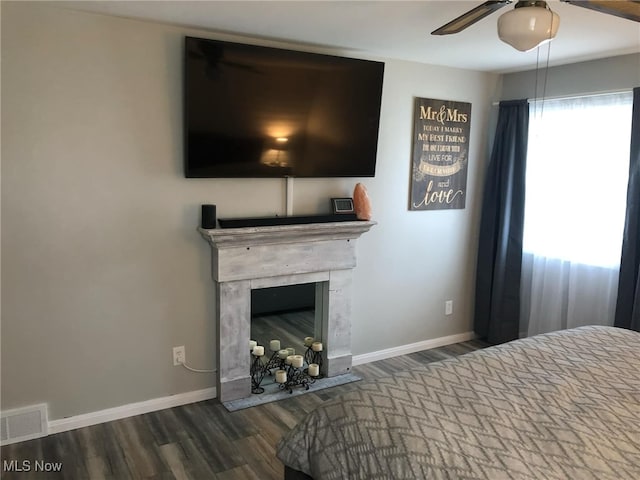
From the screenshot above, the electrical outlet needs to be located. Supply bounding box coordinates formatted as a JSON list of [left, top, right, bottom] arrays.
[[173, 346, 185, 366], [445, 300, 453, 316]]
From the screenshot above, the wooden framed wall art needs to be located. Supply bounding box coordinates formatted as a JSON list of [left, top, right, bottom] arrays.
[[410, 97, 471, 210]]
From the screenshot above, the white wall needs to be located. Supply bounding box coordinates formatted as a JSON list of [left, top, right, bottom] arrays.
[[1, 2, 499, 420]]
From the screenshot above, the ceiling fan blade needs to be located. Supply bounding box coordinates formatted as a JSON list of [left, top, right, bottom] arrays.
[[561, 0, 640, 22], [431, 0, 513, 35]]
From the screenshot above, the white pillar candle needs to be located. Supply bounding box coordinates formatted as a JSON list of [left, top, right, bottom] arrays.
[[270, 339, 281, 352], [249, 340, 257, 350], [278, 349, 289, 360], [285, 355, 294, 365], [304, 336, 315, 347], [291, 355, 304, 368], [252, 345, 265, 356], [312, 341, 323, 352], [308, 363, 319, 377], [286, 347, 295, 356], [275, 370, 287, 384]]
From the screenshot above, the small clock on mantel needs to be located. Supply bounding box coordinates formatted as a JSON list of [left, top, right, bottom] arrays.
[[331, 198, 355, 214]]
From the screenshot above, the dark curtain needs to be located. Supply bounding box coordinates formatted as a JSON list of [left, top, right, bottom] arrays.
[[474, 100, 529, 344], [614, 87, 640, 331]]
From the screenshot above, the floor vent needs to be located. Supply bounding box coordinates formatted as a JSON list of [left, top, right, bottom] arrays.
[[0, 404, 48, 445]]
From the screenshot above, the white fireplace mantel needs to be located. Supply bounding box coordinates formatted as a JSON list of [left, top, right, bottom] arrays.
[[199, 220, 375, 402]]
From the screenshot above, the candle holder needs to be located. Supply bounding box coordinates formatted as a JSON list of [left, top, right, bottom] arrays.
[[250, 354, 267, 394], [263, 350, 285, 374], [279, 364, 316, 394], [249, 345, 290, 394], [250, 339, 323, 394], [303, 344, 315, 366], [305, 349, 324, 379]]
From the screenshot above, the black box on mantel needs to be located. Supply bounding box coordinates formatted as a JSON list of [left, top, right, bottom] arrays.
[[201, 205, 217, 229]]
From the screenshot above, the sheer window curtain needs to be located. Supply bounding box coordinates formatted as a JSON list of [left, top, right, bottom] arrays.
[[520, 92, 633, 337]]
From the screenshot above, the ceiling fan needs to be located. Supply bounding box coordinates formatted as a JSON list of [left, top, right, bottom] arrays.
[[431, 0, 640, 51]]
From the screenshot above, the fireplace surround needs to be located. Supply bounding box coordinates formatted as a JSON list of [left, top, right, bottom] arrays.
[[199, 220, 375, 402]]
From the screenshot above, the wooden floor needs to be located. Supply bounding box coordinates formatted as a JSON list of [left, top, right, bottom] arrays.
[[251, 309, 315, 357], [0, 340, 488, 480]]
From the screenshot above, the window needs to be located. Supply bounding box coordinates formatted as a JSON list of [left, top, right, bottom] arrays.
[[524, 92, 633, 267], [521, 91, 633, 336]]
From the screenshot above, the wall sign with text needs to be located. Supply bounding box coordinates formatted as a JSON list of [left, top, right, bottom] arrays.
[[410, 97, 471, 210]]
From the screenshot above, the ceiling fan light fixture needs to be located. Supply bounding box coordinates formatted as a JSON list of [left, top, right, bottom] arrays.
[[497, 1, 560, 51]]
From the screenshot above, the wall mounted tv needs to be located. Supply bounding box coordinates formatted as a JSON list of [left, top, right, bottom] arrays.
[[184, 36, 385, 178]]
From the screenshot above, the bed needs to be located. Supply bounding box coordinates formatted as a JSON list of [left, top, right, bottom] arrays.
[[276, 326, 640, 479]]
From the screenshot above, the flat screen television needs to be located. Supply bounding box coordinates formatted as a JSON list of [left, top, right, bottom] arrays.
[[184, 36, 385, 178]]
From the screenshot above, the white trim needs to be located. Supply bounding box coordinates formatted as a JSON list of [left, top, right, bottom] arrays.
[[40, 333, 473, 436], [352, 331, 476, 366], [48, 387, 216, 435]]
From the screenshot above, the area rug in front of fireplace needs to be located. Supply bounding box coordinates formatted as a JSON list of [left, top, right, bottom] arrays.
[[222, 373, 362, 412]]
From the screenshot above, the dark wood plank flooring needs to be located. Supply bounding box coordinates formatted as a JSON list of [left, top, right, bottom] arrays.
[[251, 309, 315, 357], [0, 340, 488, 479]]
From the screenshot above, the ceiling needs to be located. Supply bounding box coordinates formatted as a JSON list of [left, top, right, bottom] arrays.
[[53, 0, 640, 73]]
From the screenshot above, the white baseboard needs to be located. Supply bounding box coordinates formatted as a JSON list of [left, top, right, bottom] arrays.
[[352, 331, 476, 366], [42, 332, 473, 436], [48, 387, 216, 435]]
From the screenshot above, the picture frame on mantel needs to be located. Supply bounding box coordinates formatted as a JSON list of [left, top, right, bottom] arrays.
[[409, 97, 471, 211]]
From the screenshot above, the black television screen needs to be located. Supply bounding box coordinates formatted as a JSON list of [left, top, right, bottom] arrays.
[[184, 36, 385, 178]]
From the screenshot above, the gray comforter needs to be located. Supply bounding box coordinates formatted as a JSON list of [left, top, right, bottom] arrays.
[[276, 326, 640, 479]]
